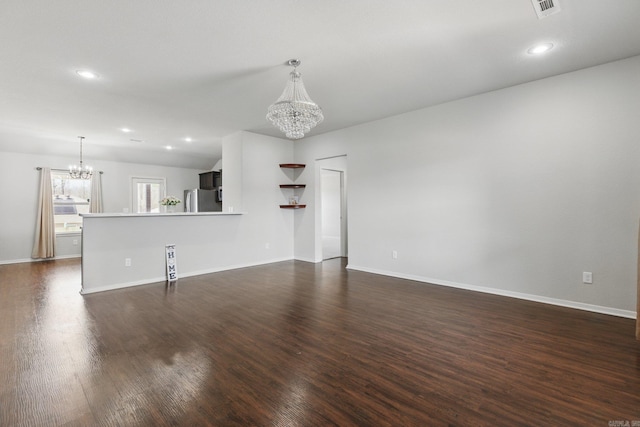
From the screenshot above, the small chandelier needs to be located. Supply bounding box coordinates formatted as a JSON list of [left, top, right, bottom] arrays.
[[266, 59, 324, 139], [69, 136, 93, 179]]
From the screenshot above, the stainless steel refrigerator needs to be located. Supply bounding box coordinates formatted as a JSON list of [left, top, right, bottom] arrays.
[[184, 189, 221, 212]]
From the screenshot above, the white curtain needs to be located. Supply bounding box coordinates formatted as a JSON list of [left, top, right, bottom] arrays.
[[31, 167, 56, 259], [90, 172, 103, 213]]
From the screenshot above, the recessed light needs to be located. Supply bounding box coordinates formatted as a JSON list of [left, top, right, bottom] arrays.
[[76, 70, 100, 79], [121, 128, 132, 133], [527, 43, 554, 55], [166, 146, 173, 150], [184, 137, 193, 142]]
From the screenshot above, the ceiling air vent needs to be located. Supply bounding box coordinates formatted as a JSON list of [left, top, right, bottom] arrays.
[[531, 0, 561, 19]]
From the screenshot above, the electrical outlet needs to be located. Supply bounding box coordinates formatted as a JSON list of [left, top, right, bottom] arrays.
[[583, 272, 593, 284], [125, 258, 132, 267], [72, 239, 78, 245], [392, 250, 398, 259], [265, 243, 270, 249]]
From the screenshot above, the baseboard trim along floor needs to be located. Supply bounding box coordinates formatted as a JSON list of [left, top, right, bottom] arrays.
[[347, 264, 636, 320]]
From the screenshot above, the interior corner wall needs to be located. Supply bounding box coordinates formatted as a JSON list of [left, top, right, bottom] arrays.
[[0, 151, 204, 263], [294, 55, 640, 313], [232, 131, 296, 262]]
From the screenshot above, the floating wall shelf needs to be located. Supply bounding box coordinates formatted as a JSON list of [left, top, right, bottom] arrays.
[[279, 204, 307, 209], [280, 163, 306, 209], [279, 163, 306, 169], [279, 184, 306, 189]]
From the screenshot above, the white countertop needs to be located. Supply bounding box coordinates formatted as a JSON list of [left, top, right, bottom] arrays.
[[81, 211, 245, 218]]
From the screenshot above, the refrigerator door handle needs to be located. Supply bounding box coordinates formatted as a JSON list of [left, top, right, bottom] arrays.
[[185, 191, 192, 212]]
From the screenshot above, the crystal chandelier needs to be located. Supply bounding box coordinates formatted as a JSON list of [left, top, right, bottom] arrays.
[[266, 59, 324, 139], [69, 136, 93, 179]]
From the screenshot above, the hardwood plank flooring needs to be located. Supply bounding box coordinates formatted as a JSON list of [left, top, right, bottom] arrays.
[[1, 258, 639, 426]]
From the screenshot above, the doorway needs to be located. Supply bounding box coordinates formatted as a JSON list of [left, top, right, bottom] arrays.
[[131, 177, 166, 213], [320, 168, 347, 260]]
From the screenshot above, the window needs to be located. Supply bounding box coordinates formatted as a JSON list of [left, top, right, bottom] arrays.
[[131, 177, 165, 213], [51, 171, 91, 234]]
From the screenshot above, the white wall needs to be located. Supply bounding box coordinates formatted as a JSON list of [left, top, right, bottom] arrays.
[[0, 150, 207, 263], [235, 131, 296, 259], [295, 55, 640, 315], [81, 213, 251, 293]]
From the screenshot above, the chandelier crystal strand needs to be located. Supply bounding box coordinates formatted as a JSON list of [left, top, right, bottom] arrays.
[[69, 136, 93, 179], [267, 60, 323, 139]]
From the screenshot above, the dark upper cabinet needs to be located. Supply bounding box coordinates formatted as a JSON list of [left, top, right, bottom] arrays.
[[199, 171, 221, 190]]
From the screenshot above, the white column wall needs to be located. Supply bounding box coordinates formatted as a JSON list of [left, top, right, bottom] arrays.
[[237, 131, 296, 260], [222, 132, 243, 213]]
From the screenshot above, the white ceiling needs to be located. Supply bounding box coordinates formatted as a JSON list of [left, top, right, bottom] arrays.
[[1, 0, 639, 169]]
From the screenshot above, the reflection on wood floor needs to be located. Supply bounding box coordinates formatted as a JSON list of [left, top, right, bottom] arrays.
[[1, 258, 639, 426]]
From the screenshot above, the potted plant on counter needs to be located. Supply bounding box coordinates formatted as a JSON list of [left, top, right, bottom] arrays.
[[160, 196, 181, 213]]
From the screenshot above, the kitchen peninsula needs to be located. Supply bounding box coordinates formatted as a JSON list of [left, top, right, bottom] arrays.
[[81, 211, 245, 294]]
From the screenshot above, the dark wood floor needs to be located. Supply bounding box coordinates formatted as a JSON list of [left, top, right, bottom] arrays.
[[1, 258, 639, 426]]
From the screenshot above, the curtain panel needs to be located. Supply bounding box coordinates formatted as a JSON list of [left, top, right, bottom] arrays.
[[90, 172, 103, 213], [31, 167, 56, 259]]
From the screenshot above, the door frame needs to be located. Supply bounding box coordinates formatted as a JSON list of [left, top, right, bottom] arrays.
[[315, 155, 348, 261], [130, 176, 166, 213]]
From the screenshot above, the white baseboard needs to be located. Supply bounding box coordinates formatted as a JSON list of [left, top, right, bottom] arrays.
[[80, 276, 167, 295], [179, 257, 295, 279], [0, 258, 33, 265], [80, 256, 294, 295], [53, 254, 82, 260], [13, 256, 637, 321], [346, 264, 637, 320], [293, 256, 321, 263], [0, 254, 81, 265]]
